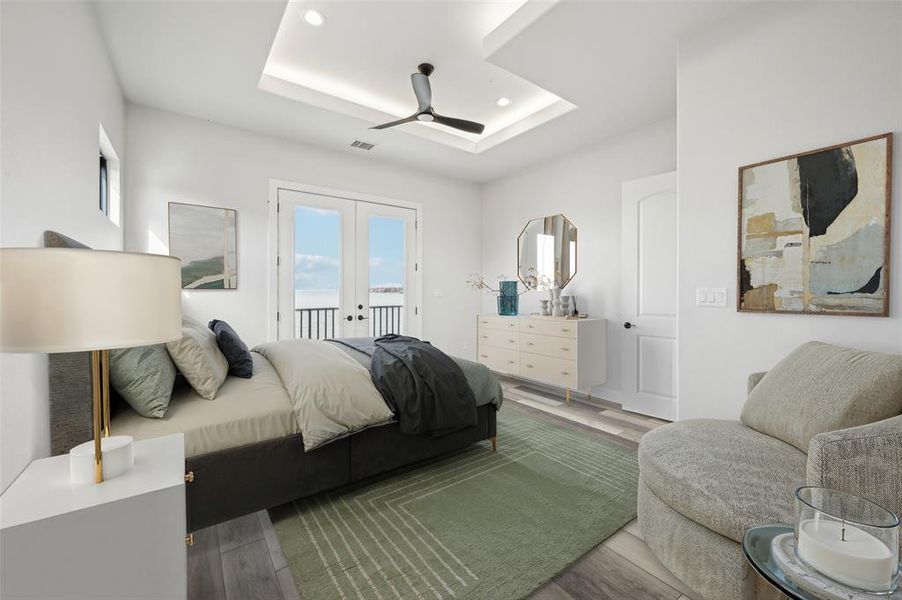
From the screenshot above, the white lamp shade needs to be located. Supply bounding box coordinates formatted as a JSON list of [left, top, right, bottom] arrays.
[[1, 248, 182, 353]]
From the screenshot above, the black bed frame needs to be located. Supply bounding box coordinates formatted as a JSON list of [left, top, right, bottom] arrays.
[[185, 405, 496, 531], [44, 231, 498, 533]]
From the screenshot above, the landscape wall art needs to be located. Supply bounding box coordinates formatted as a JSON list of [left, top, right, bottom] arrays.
[[168, 202, 238, 289], [738, 133, 892, 316]]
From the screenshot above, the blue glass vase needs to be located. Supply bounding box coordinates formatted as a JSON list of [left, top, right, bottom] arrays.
[[497, 280, 519, 316]]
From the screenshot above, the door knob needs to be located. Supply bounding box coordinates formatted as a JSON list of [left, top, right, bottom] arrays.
[[346, 315, 353, 321], [358, 304, 364, 310], [357, 315, 368, 321], [623, 321, 637, 329]]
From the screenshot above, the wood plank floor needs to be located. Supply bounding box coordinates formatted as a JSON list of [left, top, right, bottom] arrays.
[[187, 380, 701, 600]]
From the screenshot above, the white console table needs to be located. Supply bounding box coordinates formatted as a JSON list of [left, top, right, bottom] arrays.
[[1, 434, 187, 599], [476, 314, 607, 401]]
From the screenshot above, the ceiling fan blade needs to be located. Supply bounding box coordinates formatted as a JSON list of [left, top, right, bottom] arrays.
[[411, 73, 432, 112], [432, 113, 485, 135], [370, 114, 418, 130]]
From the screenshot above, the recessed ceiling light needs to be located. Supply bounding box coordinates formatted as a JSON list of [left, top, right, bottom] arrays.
[[303, 9, 326, 26], [496, 97, 512, 107]]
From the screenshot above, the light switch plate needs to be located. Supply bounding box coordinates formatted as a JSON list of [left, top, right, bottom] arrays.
[[696, 287, 728, 307]]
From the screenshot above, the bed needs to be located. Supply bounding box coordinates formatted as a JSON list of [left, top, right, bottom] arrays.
[[112, 347, 500, 531], [45, 231, 501, 533]]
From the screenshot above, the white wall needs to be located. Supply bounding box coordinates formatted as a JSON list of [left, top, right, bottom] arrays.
[[481, 119, 677, 401], [0, 1, 126, 490], [124, 105, 483, 356], [678, 2, 902, 420]]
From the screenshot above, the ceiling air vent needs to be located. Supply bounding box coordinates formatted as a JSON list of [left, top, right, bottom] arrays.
[[350, 140, 376, 151]]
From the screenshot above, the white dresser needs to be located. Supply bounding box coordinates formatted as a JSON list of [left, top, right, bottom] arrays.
[[476, 314, 606, 400], [1, 434, 188, 600]]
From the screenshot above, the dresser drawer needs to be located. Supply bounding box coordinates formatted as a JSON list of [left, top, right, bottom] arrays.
[[477, 315, 519, 332], [520, 332, 576, 360], [519, 352, 577, 388], [478, 328, 519, 350], [477, 346, 519, 374], [520, 319, 577, 339]]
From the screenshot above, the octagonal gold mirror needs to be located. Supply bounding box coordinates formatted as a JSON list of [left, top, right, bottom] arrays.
[[517, 214, 577, 290]]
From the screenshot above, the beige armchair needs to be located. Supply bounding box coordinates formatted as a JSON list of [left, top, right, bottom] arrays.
[[638, 342, 902, 600]]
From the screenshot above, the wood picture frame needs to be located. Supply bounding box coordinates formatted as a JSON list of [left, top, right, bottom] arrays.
[[737, 132, 893, 316]]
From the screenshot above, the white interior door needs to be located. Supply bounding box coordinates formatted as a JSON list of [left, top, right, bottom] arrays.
[[621, 171, 678, 420], [277, 188, 419, 340]]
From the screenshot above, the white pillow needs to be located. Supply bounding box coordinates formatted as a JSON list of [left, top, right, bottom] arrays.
[[166, 316, 228, 399]]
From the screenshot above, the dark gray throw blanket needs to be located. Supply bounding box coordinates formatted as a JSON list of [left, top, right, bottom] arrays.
[[329, 335, 477, 436]]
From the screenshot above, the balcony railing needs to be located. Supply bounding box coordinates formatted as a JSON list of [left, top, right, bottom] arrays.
[[295, 305, 404, 340]]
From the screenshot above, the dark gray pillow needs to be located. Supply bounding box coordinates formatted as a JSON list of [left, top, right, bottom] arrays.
[[109, 344, 177, 418], [209, 319, 253, 378]]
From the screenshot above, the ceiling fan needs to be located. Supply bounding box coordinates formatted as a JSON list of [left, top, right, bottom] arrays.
[[371, 63, 486, 135]]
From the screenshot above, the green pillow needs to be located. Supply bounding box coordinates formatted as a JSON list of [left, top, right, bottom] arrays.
[[109, 344, 177, 418]]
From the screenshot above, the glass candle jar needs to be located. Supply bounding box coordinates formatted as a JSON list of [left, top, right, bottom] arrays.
[[794, 486, 900, 594]]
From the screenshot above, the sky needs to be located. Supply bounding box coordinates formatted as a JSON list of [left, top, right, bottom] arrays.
[[294, 206, 404, 291]]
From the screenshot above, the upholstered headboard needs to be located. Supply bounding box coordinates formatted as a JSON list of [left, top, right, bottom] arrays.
[[44, 231, 94, 455]]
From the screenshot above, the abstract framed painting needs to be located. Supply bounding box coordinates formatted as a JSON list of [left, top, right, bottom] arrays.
[[737, 133, 893, 316], [168, 202, 238, 289]]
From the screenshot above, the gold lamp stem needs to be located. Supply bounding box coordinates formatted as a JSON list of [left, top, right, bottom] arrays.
[[90, 350, 104, 484], [101, 349, 111, 438]]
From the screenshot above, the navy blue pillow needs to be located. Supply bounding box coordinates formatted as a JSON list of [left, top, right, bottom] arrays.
[[208, 319, 253, 378]]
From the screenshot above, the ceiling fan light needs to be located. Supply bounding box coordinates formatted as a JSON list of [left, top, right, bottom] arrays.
[[496, 97, 512, 107], [303, 9, 326, 26]]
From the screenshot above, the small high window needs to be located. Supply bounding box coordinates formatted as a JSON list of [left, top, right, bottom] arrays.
[[99, 152, 109, 215], [98, 123, 120, 226]]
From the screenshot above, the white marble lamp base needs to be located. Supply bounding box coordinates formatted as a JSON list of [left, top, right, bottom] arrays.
[[69, 435, 135, 484], [771, 533, 901, 600]]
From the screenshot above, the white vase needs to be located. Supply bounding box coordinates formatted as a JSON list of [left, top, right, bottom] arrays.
[[551, 288, 563, 317], [539, 299, 550, 316]]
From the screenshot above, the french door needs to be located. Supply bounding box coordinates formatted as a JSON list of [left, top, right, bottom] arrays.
[[277, 189, 418, 340]]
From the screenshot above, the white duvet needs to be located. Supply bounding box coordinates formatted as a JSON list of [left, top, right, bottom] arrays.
[[253, 339, 395, 451]]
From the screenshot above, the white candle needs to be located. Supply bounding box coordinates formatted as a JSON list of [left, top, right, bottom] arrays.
[[797, 517, 896, 591]]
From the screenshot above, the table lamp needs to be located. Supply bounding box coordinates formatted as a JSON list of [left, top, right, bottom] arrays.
[[0, 248, 181, 484]]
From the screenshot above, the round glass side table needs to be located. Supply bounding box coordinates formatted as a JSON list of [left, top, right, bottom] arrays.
[[742, 525, 818, 600], [743, 525, 902, 600]]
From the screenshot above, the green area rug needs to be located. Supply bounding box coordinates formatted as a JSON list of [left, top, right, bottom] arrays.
[[270, 405, 639, 599]]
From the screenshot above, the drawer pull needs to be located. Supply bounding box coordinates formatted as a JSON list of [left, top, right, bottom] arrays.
[[480, 354, 488, 358], [561, 371, 570, 376], [561, 347, 570, 352], [184, 471, 195, 483], [481, 335, 488, 339], [185, 534, 195, 546], [526, 364, 535, 368], [526, 342, 534, 346], [509, 339, 516, 344], [561, 328, 570, 333], [507, 361, 515, 365], [527, 325, 535, 329]]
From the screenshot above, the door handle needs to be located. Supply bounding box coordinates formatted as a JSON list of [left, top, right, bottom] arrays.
[[346, 315, 353, 322], [623, 321, 637, 329], [357, 315, 369, 321]]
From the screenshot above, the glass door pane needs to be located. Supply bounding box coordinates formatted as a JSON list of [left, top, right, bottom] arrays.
[[277, 190, 356, 340], [355, 202, 417, 338], [368, 215, 406, 337], [293, 205, 341, 339]]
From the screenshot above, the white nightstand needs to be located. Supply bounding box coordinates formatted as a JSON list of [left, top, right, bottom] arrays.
[[1, 433, 187, 599]]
